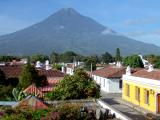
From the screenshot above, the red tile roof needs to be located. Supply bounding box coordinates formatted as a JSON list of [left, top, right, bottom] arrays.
[[23, 84, 44, 98], [132, 69, 160, 80], [23, 77, 62, 97], [38, 69, 64, 78], [0, 65, 64, 79], [0, 66, 21, 78], [13, 95, 48, 109], [92, 65, 126, 78], [39, 78, 62, 92]]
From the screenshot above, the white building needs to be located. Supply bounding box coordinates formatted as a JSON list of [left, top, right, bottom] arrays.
[[92, 65, 126, 93], [62, 62, 84, 75], [65, 63, 75, 75]]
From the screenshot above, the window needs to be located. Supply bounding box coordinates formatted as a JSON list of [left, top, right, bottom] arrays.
[[145, 90, 149, 105], [135, 86, 140, 101], [103, 79, 105, 87], [126, 84, 130, 97], [119, 80, 122, 89]]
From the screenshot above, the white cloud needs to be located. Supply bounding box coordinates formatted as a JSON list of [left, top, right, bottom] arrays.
[[124, 18, 156, 26]]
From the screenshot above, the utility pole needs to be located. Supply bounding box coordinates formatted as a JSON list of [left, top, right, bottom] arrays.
[[91, 62, 93, 77]]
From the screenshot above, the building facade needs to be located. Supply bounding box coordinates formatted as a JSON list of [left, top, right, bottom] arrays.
[[92, 65, 125, 93], [122, 66, 160, 114]]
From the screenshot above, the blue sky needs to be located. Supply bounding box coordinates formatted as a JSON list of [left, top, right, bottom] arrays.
[[0, 0, 160, 46]]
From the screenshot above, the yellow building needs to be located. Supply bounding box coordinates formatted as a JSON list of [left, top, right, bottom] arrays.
[[122, 66, 160, 114]]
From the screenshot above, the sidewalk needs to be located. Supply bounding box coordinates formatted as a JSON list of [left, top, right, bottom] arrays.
[[101, 92, 146, 120]]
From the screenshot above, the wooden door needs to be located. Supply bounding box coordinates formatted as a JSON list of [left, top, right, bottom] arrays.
[[157, 94, 160, 113]]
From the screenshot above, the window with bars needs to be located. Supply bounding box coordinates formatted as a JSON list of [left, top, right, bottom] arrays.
[[126, 84, 130, 97], [135, 86, 140, 101], [145, 90, 149, 105]]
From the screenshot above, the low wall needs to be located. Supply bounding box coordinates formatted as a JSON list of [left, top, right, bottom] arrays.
[[97, 100, 132, 120]]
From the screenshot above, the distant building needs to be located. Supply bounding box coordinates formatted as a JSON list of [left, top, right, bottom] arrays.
[[62, 62, 84, 75], [92, 65, 126, 93], [122, 65, 160, 114], [23, 78, 61, 98]]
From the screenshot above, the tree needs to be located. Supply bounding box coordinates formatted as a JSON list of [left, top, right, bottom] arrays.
[[123, 55, 144, 68], [19, 63, 39, 89], [84, 56, 97, 71], [60, 51, 77, 63], [47, 69, 100, 100], [50, 52, 59, 64], [115, 48, 122, 62], [101, 52, 113, 64], [0, 70, 5, 85], [31, 54, 49, 63], [144, 54, 158, 64]]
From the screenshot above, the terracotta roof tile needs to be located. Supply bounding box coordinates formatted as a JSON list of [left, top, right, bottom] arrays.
[[132, 69, 160, 80], [92, 65, 126, 78], [0, 65, 64, 78]]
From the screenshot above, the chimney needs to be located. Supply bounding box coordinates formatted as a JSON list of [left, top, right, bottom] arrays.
[[35, 61, 41, 68], [116, 61, 122, 67], [61, 66, 65, 73], [45, 60, 51, 70], [126, 66, 131, 76], [148, 64, 154, 72]]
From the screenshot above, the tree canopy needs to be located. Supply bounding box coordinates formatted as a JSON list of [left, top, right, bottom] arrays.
[[47, 69, 100, 100], [31, 54, 49, 63], [84, 56, 97, 71], [19, 63, 41, 89], [115, 48, 122, 62], [123, 55, 144, 68], [101, 52, 114, 64], [0, 69, 5, 85], [50, 52, 60, 64]]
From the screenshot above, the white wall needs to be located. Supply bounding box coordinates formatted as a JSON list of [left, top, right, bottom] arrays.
[[66, 68, 74, 75], [92, 75, 121, 93], [109, 79, 122, 93]]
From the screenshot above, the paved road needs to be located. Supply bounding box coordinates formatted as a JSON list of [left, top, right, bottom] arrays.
[[101, 92, 146, 120]]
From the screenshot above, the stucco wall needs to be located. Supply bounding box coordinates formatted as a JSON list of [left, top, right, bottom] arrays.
[[92, 75, 121, 93]]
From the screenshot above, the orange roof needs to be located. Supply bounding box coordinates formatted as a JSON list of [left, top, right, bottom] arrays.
[[23, 84, 44, 98], [92, 65, 126, 78], [132, 69, 160, 80], [13, 95, 48, 110], [0, 65, 64, 78]]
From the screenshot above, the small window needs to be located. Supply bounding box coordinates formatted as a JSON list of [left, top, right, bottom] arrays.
[[135, 86, 140, 101], [126, 84, 130, 97], [145, 90, 149, 105], [119, 80, 122, 89], [103, 79, 105, 87]]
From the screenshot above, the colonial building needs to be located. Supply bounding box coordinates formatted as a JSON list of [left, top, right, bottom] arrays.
[[122, 65, 160, 114], [92, 65, 126, 93]]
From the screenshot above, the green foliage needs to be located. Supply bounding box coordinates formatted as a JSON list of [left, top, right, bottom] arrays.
[[154, 61, 160, 68], [0, 85, 14, 101], [31, 54, 48, 63], [123, 55, 144, 68], [12, 88, 27, 101], [115, 48, 122, 62], [50, 52, 59, 64], [47, 69, 100, 100], [52, 64, 62, 70], [0, 70, 6, 85], [101, 52, 114, 64], [0, 56, 20, 62], [19, 63, 39, 89], [84, 56, 97, 71], [2, 103, 93, 120], [60, 51, 77, 63]]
